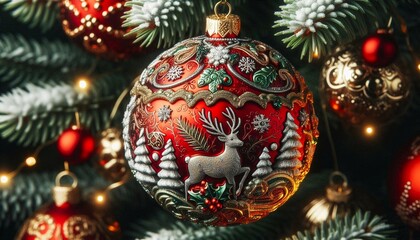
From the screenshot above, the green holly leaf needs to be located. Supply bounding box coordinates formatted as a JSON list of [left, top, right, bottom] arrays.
[[212, 184, 227, 201], [196, 43, 209, 63], [229, 53, 240, 64], [253, 66, 277, 89], [247, 42, 258, 55], [188, 190, 205, 205], [198, 68, 232, 93]]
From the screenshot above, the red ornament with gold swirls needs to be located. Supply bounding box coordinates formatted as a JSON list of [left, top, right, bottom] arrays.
[[122, 2, 318, 226], [60, 0, 142, 60], [390, 137, 420, 230], [16, 171, 121, 240]]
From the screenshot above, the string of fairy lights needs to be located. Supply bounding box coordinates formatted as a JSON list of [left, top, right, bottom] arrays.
[[0, 77, 115, 205]]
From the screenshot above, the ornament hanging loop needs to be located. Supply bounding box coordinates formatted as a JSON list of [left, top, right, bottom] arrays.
[[214, 0, 232, 18], [55, 170, 78, 188], [329, 171, 348, 188], [53, 170, 81, 206]]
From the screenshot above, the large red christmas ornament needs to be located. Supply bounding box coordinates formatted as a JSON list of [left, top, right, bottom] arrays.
[[361, 32, 398, 68], [122, 3, 318, 226], [390, 137, 420, 230], [16, 171, 121, 239], [321, 44, 410, 125], [60, 0, 141, 59], [57, 127, 96, 165]]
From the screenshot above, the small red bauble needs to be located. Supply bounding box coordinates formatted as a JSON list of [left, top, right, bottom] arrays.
[[57, 127, 96, 165], [60, 0, 142, 60], [361, 32, 398, 68], [390, 137, 420, 230], [122, 11, 318, 226]]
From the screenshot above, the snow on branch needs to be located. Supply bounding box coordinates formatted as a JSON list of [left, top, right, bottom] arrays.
[[273, 0, 392, 62]]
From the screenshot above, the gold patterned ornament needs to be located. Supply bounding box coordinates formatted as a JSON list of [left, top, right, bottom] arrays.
[[122, 1, 318, 226], [16, 171, 121, 240], [321, 44, 410, 125], [300, 172, 378, 231], [97, 128, 130, 183]]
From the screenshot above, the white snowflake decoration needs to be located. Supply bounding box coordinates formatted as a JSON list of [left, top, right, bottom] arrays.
[[238, 57, 256, 73], [252, 114, 270, 133], [206, 45, 229, 66], [166, 65, 184, 81], [158, 105, 172, 122]]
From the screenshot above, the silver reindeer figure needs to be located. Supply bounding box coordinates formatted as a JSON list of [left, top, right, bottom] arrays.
[[184, 107, 250, 200]]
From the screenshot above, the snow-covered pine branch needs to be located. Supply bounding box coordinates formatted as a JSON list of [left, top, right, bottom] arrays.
[[286, 211, 395, 239], [273, 0, 392, 61], [0, 34, 96, 87], [0, 72, 129, 146], [123, 0, 246, 48]]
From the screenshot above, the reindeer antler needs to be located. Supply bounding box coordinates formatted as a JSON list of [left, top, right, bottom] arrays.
[[223, 107, 241, 134], [199, 109, 226, 136]]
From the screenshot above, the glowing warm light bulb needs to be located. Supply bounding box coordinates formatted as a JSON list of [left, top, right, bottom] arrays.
[[96, 194, 105, 204], [417, 63, 420, 72], [0, 175, 9, 185], [313, 48, 320, 59], [25, 157, 37, 167], [75, 77, 90, 92], [364, 125, 375, 136]]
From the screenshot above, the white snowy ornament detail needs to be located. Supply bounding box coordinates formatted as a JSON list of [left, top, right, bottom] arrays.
[[206, 45, 230, 66], [132, 128, 158, 184], [157, 139, 184, 189], [166, 65, 184, 81], [252, 114, 270, 133], [395, 181, 420, 227], [238, 57, 256, 73], [252, 147, 273, 178], [274, 112, 303, 176], [158, 105, 172, 122]]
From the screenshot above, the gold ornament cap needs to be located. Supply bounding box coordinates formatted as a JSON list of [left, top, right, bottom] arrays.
[[206, 1, 241, 38], [326, 171, 352, 203], [52, 171, 81, 207]]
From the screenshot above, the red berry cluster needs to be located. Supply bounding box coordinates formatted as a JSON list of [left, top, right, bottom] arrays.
[[198, 180, 207, 195], [204, 198, 223, 213]]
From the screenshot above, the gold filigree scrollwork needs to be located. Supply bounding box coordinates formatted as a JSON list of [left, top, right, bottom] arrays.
[[133, 84, 312, 110], [63, 215, 97, 240], [174, 42, 199, 65], [151, 172, 295, 226], [235, 45, 269, 66], [27, 214, 56, 240]]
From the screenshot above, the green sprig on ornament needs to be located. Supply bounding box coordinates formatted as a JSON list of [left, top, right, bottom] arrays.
[[253, 66, 277, 89], [198, 68, 232, 93]]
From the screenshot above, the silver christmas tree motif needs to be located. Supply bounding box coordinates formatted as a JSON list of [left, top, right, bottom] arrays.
[[166, 65, 184, 81], [252, 147, 273, 178], [238, 57, 256, 73], [158, 105, 172, 122], [274, 112, 303, 176], [157, 139, 183, 189], [133, 128, 158, 184]]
